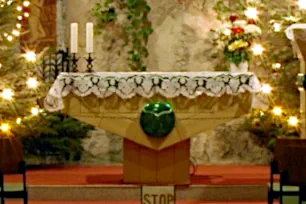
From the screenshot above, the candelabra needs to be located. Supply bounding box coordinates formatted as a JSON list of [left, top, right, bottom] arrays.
[[71, 53, 79, 72], [86, 53, 94, 73]]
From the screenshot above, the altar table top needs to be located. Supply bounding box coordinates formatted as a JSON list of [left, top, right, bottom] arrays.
[[45, 72, 261, 112]]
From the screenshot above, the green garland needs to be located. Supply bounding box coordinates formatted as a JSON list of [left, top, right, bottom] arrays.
[[93, 0, 153, 72]]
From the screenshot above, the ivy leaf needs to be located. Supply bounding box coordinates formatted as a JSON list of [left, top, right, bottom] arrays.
[[127, 0, 137, 7], [132, 53, 141, 62], [141, 65, 146, 71], [132, 19, 141, 27], [142, 27, 154, 36], [145, 5, 151, 11]]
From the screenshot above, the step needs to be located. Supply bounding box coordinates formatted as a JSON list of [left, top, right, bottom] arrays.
[[5, 201, 267, 204], [27, 184, 268, 201]]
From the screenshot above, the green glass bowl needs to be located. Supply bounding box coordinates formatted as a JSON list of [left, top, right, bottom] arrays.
[[140, 102, 176, 138]]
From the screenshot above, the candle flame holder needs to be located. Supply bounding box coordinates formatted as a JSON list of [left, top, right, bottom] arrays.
[[86, 53, 95, 73], [71, 53, 79, 72]]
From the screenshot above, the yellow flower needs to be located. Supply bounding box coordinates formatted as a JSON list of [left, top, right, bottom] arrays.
[[228, 40, 249, 51]]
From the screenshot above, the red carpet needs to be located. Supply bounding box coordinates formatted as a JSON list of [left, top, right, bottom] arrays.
[[4, 165, 272, 185], [5, 201, 267, 204]]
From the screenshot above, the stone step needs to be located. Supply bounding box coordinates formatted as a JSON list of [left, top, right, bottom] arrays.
[[5, 201, 267, 204], [27, 184, 268, 201]]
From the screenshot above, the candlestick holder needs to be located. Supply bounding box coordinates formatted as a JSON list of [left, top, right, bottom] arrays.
[[86, 53, 95, 73], [71, 53, 79, 72]]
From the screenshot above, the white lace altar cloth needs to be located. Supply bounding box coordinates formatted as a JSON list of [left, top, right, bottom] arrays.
[[45, 72, 262, 112]]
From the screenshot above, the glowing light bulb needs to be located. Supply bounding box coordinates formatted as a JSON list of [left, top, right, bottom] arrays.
[[261, 84, 272, 94], [17, 15, 23, 20], [12, 30, 20, 36], [0, 123, 10, 132], [7, 35, 13, 41], [245, 7, 259, 19], [16, 118, 22, 124], [272, 107, 283, 116], [223, 29, 231, 36], [273, 23, 282, 32], [16, 23, 22, 29], [0, 63, 2, 69], [27, 77, 39, 89], [31, 107, 39, 116], [251, 44, 264, 55], [24, 51, 37, 62], [298, 0, 306, 9], [23, 0, 30, 7], [1, 89, 14, 100], [24, 12, 29, 17], [288, 116, 299, 126], [272, 63, 282, 70], [17, 5, 22, 11]]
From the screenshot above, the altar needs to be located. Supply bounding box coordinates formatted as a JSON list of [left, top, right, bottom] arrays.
[[45, 72, 261, 185]]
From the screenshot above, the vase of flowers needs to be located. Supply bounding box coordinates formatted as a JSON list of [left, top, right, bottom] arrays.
[[212, 14, 261, 72], [230, 61, 249, 72]]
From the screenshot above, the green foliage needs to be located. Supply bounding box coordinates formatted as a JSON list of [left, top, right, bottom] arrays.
[[213, 0, 304, 151], [0, 2, 94, 165], [242, 110, 299, 151], [93, 0, 153, 71], [22, 112, 94, 163], [0, 3, 49, 138], [0, 3, 16, 40], [224, 48, 250, 65], [92, 1, 117, 32], [125, 0, 153, 71]]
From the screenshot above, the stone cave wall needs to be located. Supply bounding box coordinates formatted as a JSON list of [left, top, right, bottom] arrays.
[[63, 0, 220, 72], [61, 0, 272, 165]]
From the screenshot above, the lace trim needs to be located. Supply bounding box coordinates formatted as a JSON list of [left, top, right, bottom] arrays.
[[45, 72, 261, 112]]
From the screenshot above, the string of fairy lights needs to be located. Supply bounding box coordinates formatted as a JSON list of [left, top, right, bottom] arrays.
[[232, 0, 306, 128], [1, 0, 31, 42], [0, 0, 42, 134], [0, 68, 40, 134]]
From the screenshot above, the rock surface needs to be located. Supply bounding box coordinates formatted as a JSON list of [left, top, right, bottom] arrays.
[[65, 0, 220, 72]]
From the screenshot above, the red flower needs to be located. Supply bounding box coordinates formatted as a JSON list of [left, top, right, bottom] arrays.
[[248, 19, 256, 24], [232, 27, 244, 34], [229, 15, 238, 22]]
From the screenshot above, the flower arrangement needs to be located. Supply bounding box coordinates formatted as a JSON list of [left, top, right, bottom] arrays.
[[213, 14, 262, 66]]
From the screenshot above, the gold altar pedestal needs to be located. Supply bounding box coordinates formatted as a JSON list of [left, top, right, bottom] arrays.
[[62, 93, 252, 185]]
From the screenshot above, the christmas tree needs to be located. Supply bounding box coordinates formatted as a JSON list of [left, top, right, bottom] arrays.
[[212, 0, 305, 150], [0, 0, 47, 138]]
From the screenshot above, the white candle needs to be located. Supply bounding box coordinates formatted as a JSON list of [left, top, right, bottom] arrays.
[[86, 22, 94, 53], [70, 23, 78, 53]]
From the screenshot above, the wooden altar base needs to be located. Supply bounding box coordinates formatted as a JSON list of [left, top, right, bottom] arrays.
[[4, 165, 270, 201], [123, 139, 190, 185]]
